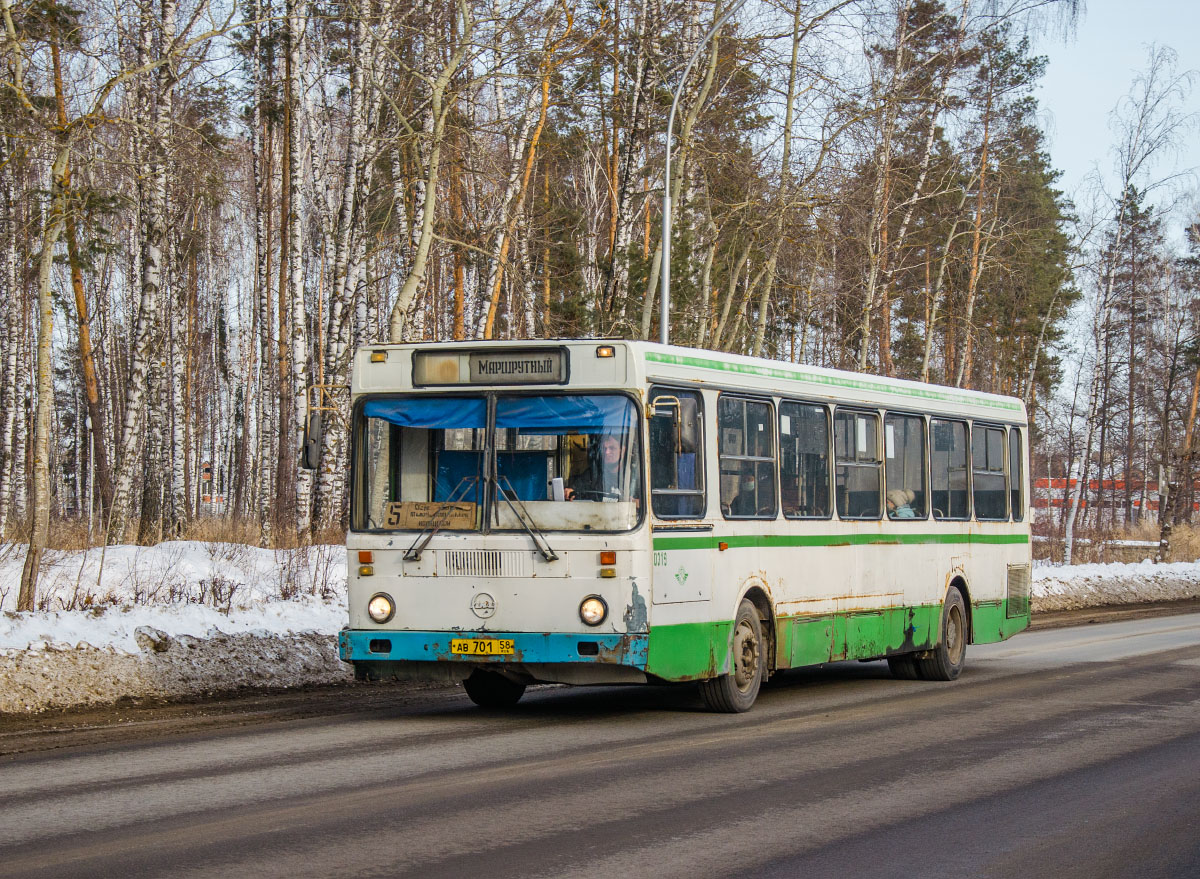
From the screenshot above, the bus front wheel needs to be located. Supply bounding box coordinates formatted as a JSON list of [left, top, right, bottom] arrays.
[[699, 599, 764, 713], [915, 586, 967, 681], [463, 669, 526, 708]]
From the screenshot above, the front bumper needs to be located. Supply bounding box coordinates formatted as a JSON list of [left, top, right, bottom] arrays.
[[339, 629, 649, 668]]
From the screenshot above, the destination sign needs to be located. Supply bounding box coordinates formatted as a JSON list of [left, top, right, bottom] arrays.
[[412, 349, 566, 385], [469, 351, 563, 383]]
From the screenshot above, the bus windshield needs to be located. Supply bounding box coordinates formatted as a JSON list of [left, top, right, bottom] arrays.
[[353, 393, 643, 533]]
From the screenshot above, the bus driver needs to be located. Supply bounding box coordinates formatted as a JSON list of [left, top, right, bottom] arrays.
[[566, 434, 631, 501]]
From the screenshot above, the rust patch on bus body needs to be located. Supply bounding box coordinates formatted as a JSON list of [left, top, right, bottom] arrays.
[[624, 583, 648, 633]]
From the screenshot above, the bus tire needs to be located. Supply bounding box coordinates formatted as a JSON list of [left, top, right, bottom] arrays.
[[699, 599, 764, 713], [915, 586, 967, 681], [463, 670, 526, 708], [887, 654, 920, 679]]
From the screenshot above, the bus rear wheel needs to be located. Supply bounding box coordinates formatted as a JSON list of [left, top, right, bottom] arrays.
[[887, 654, 920, 679], [699, 599, 764, 713], [463, 669, 526, 708], [914, 586, 967, 681]]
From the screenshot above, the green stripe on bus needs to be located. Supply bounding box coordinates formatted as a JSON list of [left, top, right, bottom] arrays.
[[652, 532, 1030, 551], [644, 350, 1023, 413]]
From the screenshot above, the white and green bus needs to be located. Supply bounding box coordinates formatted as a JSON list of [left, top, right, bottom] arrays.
[[335, 340, 1031, 712]]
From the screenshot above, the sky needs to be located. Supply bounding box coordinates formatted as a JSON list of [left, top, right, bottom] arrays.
[[1033, 0, 1200, 236]]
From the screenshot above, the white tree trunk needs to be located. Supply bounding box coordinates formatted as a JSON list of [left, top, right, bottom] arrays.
[[0, 139, 20, 537], [286, 0, 312, 533], [168, 265, 187, 533], [109, 0, 175, 542], [640, 1, 722, 340], [19, 144, 69, 610], [604, 0, 653, 318], [389, 0, 473, 341], [250, 0, 274, 545]]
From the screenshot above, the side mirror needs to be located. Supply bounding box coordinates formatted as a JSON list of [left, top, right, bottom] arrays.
[[301, 411, 323, 469]]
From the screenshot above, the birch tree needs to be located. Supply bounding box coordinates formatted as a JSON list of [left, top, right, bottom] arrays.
[[388, 0, 474, 341], [1062, 48, 1191, 564]]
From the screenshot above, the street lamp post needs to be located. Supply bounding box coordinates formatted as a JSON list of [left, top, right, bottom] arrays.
[[660, 0, 748, 345]]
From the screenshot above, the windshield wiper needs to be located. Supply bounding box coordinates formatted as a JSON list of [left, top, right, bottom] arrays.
[[403, 476, 479, 561], [491, 475, 559, 562]]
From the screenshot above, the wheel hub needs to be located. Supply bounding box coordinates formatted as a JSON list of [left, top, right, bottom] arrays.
[[946, 607, 964, 664], [733, 620, 759, 691]]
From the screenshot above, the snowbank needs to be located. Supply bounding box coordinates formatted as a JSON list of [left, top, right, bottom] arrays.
[[1032, 559, 1200, 611], [2, 541, 1198, 713], [0, 540, 351, 712], [0, 631, 350, 714]]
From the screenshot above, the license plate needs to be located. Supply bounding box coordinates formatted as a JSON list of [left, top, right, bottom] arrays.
[[450, 638, 515, 656]]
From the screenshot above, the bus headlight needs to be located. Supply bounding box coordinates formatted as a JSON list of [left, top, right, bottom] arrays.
[[579, 595, 607, 627], [367, 593, 395, 624]]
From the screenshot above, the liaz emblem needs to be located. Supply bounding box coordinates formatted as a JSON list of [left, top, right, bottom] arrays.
[[470, 592, 496, 619], [674, 566, 689, 586]]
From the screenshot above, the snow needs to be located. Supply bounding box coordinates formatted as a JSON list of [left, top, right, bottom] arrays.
[[1, 540, 1198, 713], [0, 541, 353, 713], [0, 540, 346, 652], [1031, 558, 1200, 611]]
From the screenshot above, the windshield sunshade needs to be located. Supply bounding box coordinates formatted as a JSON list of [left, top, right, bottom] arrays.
[[362, 397, 486, 429]]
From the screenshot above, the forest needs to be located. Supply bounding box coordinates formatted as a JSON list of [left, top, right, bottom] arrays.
[[1, 0, 1197, 607]]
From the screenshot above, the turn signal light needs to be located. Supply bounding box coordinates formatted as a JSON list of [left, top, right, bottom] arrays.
[[596, 346, 615, 358], [358, 550, 373, 564], [370, 350, 388, 363], [599, 568, 616, 578], [599, 551, 616, 565], [358, 565, 374, 576]]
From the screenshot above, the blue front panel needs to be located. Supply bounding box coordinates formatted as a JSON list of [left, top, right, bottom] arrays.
[[341, 630, 649, 668]]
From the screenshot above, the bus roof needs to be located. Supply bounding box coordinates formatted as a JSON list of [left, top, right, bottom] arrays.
[[351, 339, 1026, 424]]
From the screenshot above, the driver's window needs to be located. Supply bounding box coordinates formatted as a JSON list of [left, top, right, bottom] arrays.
[[649, 388, 706, 518]]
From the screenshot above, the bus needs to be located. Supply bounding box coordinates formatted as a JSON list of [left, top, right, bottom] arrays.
[[332, 340, 1031, 712]]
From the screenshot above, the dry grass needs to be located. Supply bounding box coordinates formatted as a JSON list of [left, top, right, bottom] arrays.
[[181, 516, 264, 546], [3, 515, 346, 551], [1036, 521, 1200, 564]]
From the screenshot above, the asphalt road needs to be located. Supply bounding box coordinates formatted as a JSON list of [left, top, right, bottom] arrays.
[[1, 613, 1198, 879]]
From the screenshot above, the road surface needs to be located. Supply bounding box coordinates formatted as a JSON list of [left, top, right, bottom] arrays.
[[1, 612, 1198, 878]]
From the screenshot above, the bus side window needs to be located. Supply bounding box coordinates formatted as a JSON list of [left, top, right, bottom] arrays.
[[780, 402, 830, 518], [834, 409, 881, 519], [719, 397, 777, 519], [1010, 428, 1024, 522], [930, 419, 969, 520], [649, 389, 706, 518], [973, 425, 1008, 521], [884, 413, 927, 519]]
